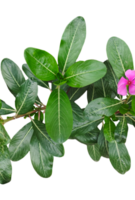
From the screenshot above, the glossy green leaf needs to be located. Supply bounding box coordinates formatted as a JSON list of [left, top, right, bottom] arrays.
[[84, 98, 122, 121], [58, 16, 86, 74], [34, 112, 44, 122], [65, 60, 107, 88], [103, 117, 115, 142], [0, 123, 10, 145], [107, 37, 133, 79], [24, 48, 58, 81], [32, 120, 64, 157], [15, 79, 38, 115], [1, 58, 25, 96], [30, 134, 53, 178], [68, 86, 88, 101], [0, 145, 12, 184], [9, 122, 34, 161], [87, 144, 101, 161], [45, 88, 73, 143], [109, 141, 131, 174], [97, 128, 109, 158], [22, 64, 50, 90], [114, 116, 128, 143]]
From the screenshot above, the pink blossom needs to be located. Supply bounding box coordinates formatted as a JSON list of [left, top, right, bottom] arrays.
[[117, 69, 135, 96]]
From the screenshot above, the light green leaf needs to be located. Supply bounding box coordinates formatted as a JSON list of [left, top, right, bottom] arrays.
[[0, 145, 12, 184], [30, 134, 53, 178], [45, 88, 73, 143], [9, 122, 34, 161], [58, 16, 86, 74], [32, 120, 64, 157], [15, 79, 38, 115], [107, 37, 133, 78], [109, 141, 131, 174], [65, 60, 107, 88], [24, 48, 58, 81], [87, 144, 101, 161]]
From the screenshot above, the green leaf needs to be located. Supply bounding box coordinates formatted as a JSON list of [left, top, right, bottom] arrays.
[[15, 79, 38, 115], [34, 112, 44, 122], [32, 120, 64, 157], [107, 37, 134, 79], [68, 86, 88, 101], [87, 144, 101, 161], [97, 128, 109, 158], [109, 141, 131, 174], [0, 145, 12, 184], [45, 88, 73, 143], [0, 123, 10, 145], [1, 58, 25, 96], [84, 98, 122, 121], [22, 64, 50, 90], [103, 117, 115, 142], [58, 16, 86, 74], [9, 122, 34, 161], [24, 48, 58, 81], [65, 60, 107, 88], [30, 134, 53, 178]]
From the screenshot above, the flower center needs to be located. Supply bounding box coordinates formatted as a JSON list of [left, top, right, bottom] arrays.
[[127, 80, 132, 86]]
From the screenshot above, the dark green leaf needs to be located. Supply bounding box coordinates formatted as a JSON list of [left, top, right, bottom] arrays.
[[15, 79, 38, 115], [132, 96, 135, 113], [30, 134, 53, 178], [0, 145, 12, 184], [97, 128, 109, 158], [34, 112, 44, 122], [109, 141, 131, 174], [84, 98, 122, 121], [114, 116, 129, 143], [0, 123, 10, 145], [22, 64, 50, 90], [68, 86, 88, 101], [32, 120, 64, 157], [119, 104, 129, 114], [0, 56, 25, 97], [9, 122, 34, 161], [0, 99, 17, 117], [103, 117, 115, 142], [87, 144, 101, 161]]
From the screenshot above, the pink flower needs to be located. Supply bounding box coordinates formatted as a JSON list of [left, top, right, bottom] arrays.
[[117, 69, 135, 96]]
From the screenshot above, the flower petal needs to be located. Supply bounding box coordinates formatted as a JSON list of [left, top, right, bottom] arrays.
[[129, 83, 135, 95], [125, 69, 135, 81], [117, 77, 128, 96]]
